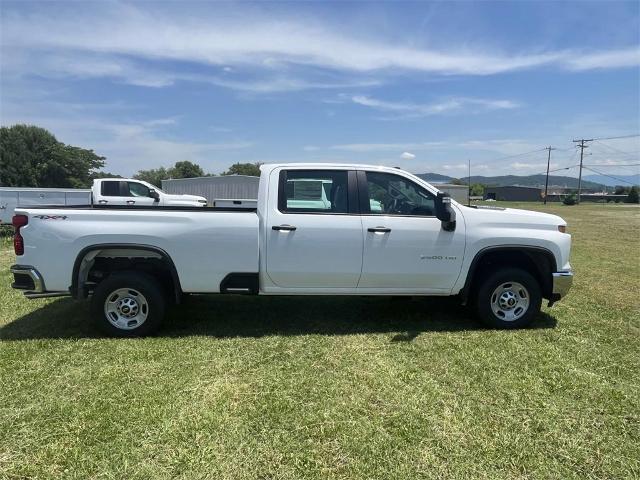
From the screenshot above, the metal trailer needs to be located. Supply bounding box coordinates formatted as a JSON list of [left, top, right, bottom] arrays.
[[0, 187, 92, 224], [161, 175, 260, 206]]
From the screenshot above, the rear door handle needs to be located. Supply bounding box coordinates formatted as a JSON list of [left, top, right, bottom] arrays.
[[368, 227, 391, 233], [272, 224, 297, 231], [98, 200, 108, 205]]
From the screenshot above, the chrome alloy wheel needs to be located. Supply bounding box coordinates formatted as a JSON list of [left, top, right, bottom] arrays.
[[104, 288, 149, 330], [490, 281, 530, 322]]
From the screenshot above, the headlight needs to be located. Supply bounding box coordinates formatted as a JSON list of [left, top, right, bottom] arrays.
[[558, 225, 567, 233]]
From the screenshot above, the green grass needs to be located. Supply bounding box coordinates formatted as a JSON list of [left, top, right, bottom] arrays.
[[1, 202, 638, 479]]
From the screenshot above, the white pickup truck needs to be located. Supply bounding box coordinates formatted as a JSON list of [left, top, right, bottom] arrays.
[[91, 178, 207, 207], [1, 179, 207, 224], [10, 163, 573, 336]]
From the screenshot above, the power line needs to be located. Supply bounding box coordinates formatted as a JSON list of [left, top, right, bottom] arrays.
[[489, 148, 548, 162], [583, 163, 640, 167], [532, 164, 579, 177], [592, 134, 640, 141], [582, 166, 638, 186], [592, 140, 639, 157]]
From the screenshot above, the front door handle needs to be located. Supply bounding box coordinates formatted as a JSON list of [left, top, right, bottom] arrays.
[[126, 200, 136, 205], [368, 226, 391, 233], [272, 224, 297, 232], [98, 200, 108, 205]]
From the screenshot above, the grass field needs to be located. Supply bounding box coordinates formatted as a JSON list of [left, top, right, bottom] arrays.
[[1, 202, 638, 479]]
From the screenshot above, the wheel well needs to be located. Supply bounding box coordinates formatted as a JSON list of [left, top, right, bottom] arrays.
[[462, 248, 555, 303], [72, 245, 182, 303]]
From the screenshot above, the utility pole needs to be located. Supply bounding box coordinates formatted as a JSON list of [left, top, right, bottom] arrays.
[[467, 158, 471, 206], [543, 146, 556, 205], [572, 138, 593, 204]]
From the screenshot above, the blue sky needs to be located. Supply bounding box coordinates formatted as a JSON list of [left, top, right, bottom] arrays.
[[1, 1, 639, 178]]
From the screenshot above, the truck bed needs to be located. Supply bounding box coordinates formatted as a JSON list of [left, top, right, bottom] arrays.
[[14, 206, 260, 293]]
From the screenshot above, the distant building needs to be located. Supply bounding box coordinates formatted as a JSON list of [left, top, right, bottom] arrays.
[[485, 186, 542, 202], [437, 184, 469, 204], [161, 175, 259, 203]]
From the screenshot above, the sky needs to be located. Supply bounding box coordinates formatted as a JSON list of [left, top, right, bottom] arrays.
[[1, 0, 639, 178]]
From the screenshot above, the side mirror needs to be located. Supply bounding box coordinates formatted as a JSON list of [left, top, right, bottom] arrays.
[[435, 192, 456, 231], [149, 189, 160, 201]]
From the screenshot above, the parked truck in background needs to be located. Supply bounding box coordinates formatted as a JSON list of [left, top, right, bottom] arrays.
[[9, 163, 573, 336], [1, 178, 207, 223]]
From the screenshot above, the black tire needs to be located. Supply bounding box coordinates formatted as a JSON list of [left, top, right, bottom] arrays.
[[475, 267, 542, 329], [91, 271, 166, 337]]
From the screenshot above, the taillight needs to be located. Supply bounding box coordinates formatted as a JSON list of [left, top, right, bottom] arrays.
[[12, 214, 28, 255]]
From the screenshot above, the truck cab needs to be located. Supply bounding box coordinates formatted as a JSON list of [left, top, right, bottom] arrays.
[[92, 179, 207, 207]]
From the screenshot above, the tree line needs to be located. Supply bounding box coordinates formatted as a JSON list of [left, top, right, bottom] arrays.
[[0, 124, 261, 188], [1, 124, 638, 203]]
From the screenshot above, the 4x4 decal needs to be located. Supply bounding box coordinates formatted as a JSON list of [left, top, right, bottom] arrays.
[[33, 215, 68, 220]]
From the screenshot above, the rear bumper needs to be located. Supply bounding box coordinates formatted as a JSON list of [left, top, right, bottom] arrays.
[[10, 265, 44, 292], [550, 270, 573, 304], [10, 265, 70, 299]]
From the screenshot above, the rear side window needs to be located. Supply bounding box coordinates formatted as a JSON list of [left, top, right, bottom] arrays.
[[101, 181, 121, 196], [279, 170, 349, 213]]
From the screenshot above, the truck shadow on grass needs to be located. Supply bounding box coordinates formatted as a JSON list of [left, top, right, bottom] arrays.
[[0, 295, 557, 341]]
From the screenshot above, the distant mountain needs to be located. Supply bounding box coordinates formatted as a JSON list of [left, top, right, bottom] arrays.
[[583, 174, 640, 187], [415, 172, 456, 184], [458, 174, 606, 190]]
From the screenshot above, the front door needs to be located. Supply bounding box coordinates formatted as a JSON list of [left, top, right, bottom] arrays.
[[358, 171, 465, 292], [265, 169, 363, 288]]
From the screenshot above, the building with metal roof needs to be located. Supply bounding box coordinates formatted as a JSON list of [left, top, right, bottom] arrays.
[[161, 175, 259, 204]]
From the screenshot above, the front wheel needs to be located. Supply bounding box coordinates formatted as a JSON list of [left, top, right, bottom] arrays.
[[91, 271, 166, 337], [475, 268, 542, 329]]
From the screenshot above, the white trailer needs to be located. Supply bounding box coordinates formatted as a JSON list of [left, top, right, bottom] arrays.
[[0, 187, 91, 224]]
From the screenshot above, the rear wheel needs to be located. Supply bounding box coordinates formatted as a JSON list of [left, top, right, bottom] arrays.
[[475, 268, 541, 329], [91, 271, 165, 337]]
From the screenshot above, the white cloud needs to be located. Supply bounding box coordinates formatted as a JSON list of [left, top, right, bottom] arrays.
[[400, 152, 416, 160], [0, 99, 253, 175], [1, 2, 637, 91], [511, 162, 559, 170], [351, 95, 520, 117], [330, 142, 446, 152], [565, 48, 640, 71]]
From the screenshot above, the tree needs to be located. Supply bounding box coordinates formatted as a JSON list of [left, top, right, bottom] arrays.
[[133, 161, 206, 187], [222, 162, 261, 177], [134, 167, 170, 188], [0, 124, 105, 187], [470, 183, 485, 196], [90, 171, 122, 180], [626, 186, 639, 204], [169, 161, 205, 179], [614, 185, 630, 195]]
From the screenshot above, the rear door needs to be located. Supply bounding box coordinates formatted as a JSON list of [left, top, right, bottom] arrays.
[[265, 168, 363, 288], [357, 170, 465, 292]]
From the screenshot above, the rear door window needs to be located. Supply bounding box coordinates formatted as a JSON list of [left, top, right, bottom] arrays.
[[101, 181, 122, 196], [279, 170, 349, 213]]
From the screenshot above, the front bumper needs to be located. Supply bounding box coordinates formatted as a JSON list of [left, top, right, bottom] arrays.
[[550, 270, 573, 304]]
